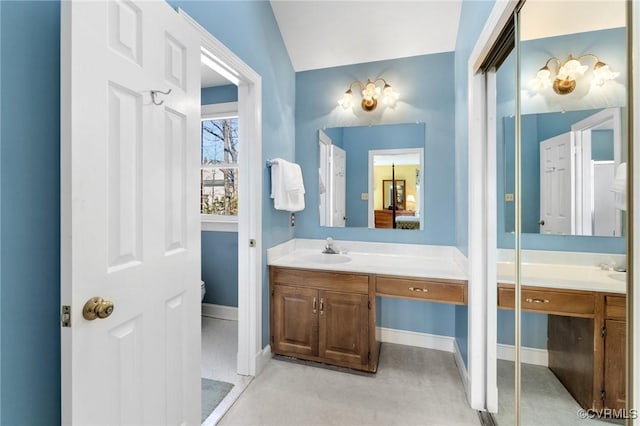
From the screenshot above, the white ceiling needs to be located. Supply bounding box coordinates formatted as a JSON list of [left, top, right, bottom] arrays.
[[201, 62, 231, 88], [270, 1, 463, 72]]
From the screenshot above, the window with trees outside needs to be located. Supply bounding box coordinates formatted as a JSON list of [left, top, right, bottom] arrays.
[[201, 103, 239, 231]]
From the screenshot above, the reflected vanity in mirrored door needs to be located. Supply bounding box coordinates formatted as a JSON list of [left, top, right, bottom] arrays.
[[491, 0, 629, 424]]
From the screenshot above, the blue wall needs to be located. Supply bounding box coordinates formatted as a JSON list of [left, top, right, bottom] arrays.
[[295, 53, 458, 336], [295, 53, 456, 245], [201, 85, 239, 307], [171, 1, 296, 346], [202, 84, 237, 105], [453, 0, 497, 366], [202, 232, 238, 306], [0, 1, 61, 424]]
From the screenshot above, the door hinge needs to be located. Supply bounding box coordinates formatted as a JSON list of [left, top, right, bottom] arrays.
[[368, 301, 371, 310], [61, 305, 71, 327], [601, 390, 606, 401], [271, 289, 274, 296], [368, 351, 371, 361], [601, 325, 607, 337], [271, 336, 274, 345]]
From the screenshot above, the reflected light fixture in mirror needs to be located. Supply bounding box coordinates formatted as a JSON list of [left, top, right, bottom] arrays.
[[338, 78, 398, 111], [532, 53, 619, 95]]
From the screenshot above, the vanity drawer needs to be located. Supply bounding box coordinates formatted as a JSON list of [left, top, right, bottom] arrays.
[[270, 267, 369, 294], [498, 286, 595, 317], [605, 295, 626, 320], [376, 276, 467, 305]]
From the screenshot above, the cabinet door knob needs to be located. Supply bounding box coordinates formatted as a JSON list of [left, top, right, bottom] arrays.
[[319, 298, 324, 314], [312, 297, 317, 313]]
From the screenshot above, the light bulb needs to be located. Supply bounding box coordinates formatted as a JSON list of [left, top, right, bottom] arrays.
[[592, 61, 619, 86], [558, 58, 587, 80], [338, 89, 353, 109]]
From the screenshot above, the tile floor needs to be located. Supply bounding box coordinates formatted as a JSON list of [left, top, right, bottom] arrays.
[[201, 316, 252, 426]]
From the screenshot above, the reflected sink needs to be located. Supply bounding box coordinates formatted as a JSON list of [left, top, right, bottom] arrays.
[[301, 254, 351, 264], [608, 272, 626, 282]]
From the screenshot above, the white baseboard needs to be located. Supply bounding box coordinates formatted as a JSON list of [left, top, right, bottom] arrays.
[[497, 343, 548, 366], [255, 345, 271, 375], [377, 327, 455, 352], [376, 327, 548, 368], [453, 339, 469, 396], [201, 303, 238, 321]]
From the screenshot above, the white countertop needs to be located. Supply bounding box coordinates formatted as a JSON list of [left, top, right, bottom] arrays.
[[267, 239, 468, 281], [267, 240, 627, 294], [496, 261, 626, 294]]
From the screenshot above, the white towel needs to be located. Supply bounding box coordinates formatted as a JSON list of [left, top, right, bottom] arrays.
[[610, 162, 626, 210], [270, 158, 306, 212]]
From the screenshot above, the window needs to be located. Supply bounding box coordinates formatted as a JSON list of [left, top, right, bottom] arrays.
[[201, 102, 239, 232]]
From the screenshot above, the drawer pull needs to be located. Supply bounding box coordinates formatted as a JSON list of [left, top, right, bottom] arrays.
[[319, 298, 324, 315], [312, 297, 317, 314], [408, 287, 429, 293], [525, 297, 549, 304]]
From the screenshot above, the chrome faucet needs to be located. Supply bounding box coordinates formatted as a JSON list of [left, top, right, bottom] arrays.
[[322, 237, 338, 254]]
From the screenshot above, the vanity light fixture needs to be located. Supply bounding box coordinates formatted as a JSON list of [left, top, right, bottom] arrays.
[[338, 78, 398, 112], [532, 54, 619, 95]]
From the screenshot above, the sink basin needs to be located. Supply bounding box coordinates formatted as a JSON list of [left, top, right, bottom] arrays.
[[301, 254, 351, 264], [608, 272, 626, 282]]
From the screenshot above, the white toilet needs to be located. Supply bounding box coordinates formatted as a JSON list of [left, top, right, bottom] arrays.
[[200, 280, 206, 302]]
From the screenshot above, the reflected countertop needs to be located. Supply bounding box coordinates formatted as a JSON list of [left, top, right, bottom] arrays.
[[497, 261, 626, 294], [267, 239, 467, 281]]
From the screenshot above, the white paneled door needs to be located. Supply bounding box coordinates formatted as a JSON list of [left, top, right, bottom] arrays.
[[539, 132, 575, 235], [330, 145, 346, 227], [61, 1, 201, 424]]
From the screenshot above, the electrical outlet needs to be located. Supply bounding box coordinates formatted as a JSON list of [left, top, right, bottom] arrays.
[[361, 193, 369, 200], [290, 213, 295, 226], [505, 193, 514, 202]]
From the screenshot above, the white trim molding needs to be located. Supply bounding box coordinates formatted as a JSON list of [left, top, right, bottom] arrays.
[[180, 9, 263, 378], [255, 345, 272, 376], [468, 0, 522, 413], [454, 339, 470, 398], [377, 327, 454, 352], [201, 303, 238, 321], [496, 344, 548, 367]]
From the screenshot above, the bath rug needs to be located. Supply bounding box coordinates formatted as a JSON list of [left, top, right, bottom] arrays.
[[201, 378, 234, 422]]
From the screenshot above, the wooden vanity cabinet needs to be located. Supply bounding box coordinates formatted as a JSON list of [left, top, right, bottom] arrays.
[[498, 284, 627, 414], [603, 295, 626, 411], [269, 266, 378, 372]]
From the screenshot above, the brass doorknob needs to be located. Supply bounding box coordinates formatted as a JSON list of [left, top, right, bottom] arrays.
[[83, 297, 114, 320], [538, 220, 545, 226]]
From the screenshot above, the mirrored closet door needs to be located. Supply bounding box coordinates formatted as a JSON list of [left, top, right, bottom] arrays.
[[494, 1, 630, 424]]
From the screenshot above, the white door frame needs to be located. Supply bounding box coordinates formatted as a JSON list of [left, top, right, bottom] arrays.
[[179, 10, 263, 376], [467, 0, 521, 412], [572, 108, 622, 236], [318, 129, 331, 227]]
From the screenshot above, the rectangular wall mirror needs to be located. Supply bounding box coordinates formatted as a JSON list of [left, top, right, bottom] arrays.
[[318, 123, 424, 230]]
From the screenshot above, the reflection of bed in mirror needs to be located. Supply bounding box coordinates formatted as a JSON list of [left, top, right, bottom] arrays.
[[374, 209, 416, 229]]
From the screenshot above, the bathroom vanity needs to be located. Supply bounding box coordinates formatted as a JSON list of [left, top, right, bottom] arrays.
[[268, 240, 468, 373], [497, 262, 627, 413]]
